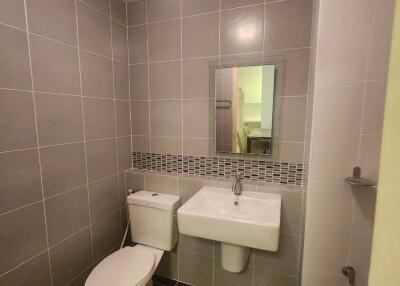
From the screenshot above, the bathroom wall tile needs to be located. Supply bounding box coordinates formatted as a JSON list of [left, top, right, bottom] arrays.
[[132, 135, 151, 152], [26, 0, 77, 46], [214, 259, 252, 286], [0, 252, 51, 286], [77, 2, 111, 58], [358, 134, 382, 182], [29, 34, 80, 94], [80, 0, 110, 15], [80, 50, 114, 99], [148, 20, 181, 61], [117, 136, 132, 172], [0, 26, 31, 90], [253, 268, 298, 286], [147, 0, 180, 22], [112, 21, 128, 63], [221, 0, 263, 9], [177, 176, 205, 203], [35, 92, 84, 146], [145, 173, 177, 194], [128, 25, 148, 64], [182, 12, 219, 59], [126, 170, 145, 192], [0, 0, 26, 30], [318, 25, 370, 82], [45, 187, 90, 246], [182, 0, 219, 16], [89, 175, 120, 222], [301, 268, 347, 286], [111, 0, 127, 25], [0, 203, 47, 274], [182, 138, 213, 157], [182, 57, 216, 99], [349, 233, 372, 281], [50, 229, 92, 286], [0, 90, 37, 152], [183, 99, 212, 138], [150, 100, 182, 137], [279, 97, 307, 142], [40, 143, 86, 197], [86, 139, 118, 183], [149, 61, 181, 99], [114, 62, 129, 100], [83, 98, 116, 140], [264, 0, 312, 50], [0, 149, 42, 214], [178, 234, 213, 257], [151, 136, 182, 155], [116, 101, 131, 136], [352, 188, 376, 235], [92, 212, 121, 261], [220, 5, 264, 55], [179, 250, 213, 286], [127, 0, 146, 25], [277, 142, 304, 164], [131, 101, 150, 135], [373, 0, 395, 24], [130, 64, 148, 100], [156, 249, 179, 280], [254, 234, 300, 276], [362, 81, 387, 134]]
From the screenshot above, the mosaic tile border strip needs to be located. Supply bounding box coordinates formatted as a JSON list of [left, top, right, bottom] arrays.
[[132, 152, 304, 186]]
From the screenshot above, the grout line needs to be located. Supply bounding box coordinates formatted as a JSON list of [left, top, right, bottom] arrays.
[[0, 249, 49, 279], [126, 1, 133, 168], [145, 0, 152, 153]]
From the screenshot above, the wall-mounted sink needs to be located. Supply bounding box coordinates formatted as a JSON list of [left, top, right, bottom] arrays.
[[177, 186, 281, 272]]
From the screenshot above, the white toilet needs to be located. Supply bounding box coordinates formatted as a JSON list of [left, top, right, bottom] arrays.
[[85, 191, 180, 286]]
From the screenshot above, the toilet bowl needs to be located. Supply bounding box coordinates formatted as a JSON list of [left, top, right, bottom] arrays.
[[85, 191, 180, 286]]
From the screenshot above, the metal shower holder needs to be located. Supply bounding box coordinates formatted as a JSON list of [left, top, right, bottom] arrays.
[[345, 166, 376, 188]]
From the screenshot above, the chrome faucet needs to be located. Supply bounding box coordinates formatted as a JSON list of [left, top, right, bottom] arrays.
[[232, 173, 242, 196]]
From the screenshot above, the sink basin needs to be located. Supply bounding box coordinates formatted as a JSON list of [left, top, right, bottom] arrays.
[[177, 186, 281, 255]]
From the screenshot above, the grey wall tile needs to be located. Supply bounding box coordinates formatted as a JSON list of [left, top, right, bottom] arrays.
[[77, 2, 111, 58], [117, 136, 132, 171], [221, 0, 263, 9], [92, 212, 121, 261], [127, 1, 146, 26], [145, 173, 177, 195], [182, 0, 219, 16], [83, 98, 116, 140], [179, 250, 213, 286], [214, 259, 252, 286], [182, 57, 216, 99], [150, 100, 182, 137], [253, 268, 298, 286], [89, 175, 120, 222], [182, 99, 212, 138], [130, 64, 148, 100], [132, 101, 150, 135], [116, 101, 131, 137], [0, 0, 26, 30], [177, 177, 205, 204], [114, 62, 129, 100], [182, 138, 214, 157], [0, 149, 42, 214], [132, 135, 150, 152], [45, 187, 90, 246], [149, 60, 181, 99], [128, 25, 148, 64], [155, 249, 179, 280], [147, 0, 180, 22], [111, 0, 127, 25], [126, 170, 145, 192], [0, 25, 32, 90], [0, 90, 37, 152], [80, 51, 114, 99], [29, 34, 80, 94], [40, 143, 87, 197], [150, 136, 182, 155], [66, 267, 92, 286], [178, 234, 213, 256], [112, 21, 128, 63], [86, 139, 118, 183], [280, 97, 307, 142], [80, 0, 110, 16], [148, 19, 181, 61], [35, 92, 84, 146], [26, 0, 77, 46], [0, 203, 47, 274], [50, 229, 92, 286]]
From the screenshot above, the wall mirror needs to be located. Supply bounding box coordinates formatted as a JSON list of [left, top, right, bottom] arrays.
[[214, 62, 283, 156]]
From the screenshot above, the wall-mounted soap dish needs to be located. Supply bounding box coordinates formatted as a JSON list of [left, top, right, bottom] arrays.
[[345, 166, 376, 188]]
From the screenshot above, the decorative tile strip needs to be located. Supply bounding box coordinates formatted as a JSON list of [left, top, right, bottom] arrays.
[[132, 152, 304, 186]]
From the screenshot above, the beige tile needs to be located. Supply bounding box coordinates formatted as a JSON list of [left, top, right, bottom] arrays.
[[264, 0, 312, 50], [276, 142, 304, 164], [112, 20, 128, 63], [318, 25, 370, 82], [86, 139, 118, 183], [127, 0, 146, 25], [0, 90, 37, 152], [178, 177, 206, 203], [253, 269, 298, 286], [182, 57, 216, 99], [0, 26, 32, 90], [352, 188, 376, 235], [221, 5, 264, 55], [30, 34, 80, 94], [183, 99, 213, 138], [132, 135, 150, 152], [111, 0, 127, 24], [148, 0, 180, 22], [80, 0, 110, 15], [221, 0, 263, 9], [0, 252, 51, 286], [45, 187, 90, 246], [362, 80, 387, 134], [183, 138, 214, 157], [0, 0, 26, 30], [77, 2, 111, 57], [178, 234, 213, 256], [179, 250, 213, 286], [310, 133, 359, 182], [148, 19, 181, 61], [114, 62, 129, 100], [80, 51, 113, 98], [83, 98, 116, 140], [35, 92, 84, 146], [128, 25, 148, 64], [149, 61, 181, 99], [373, 0, 395, 23], [0, 149, 42, 214], [117, 136, 132, 171], [130, 64, 149, 100], [182, 0, 219, 16], [214, 259, 252, 286], [0, 203, 47, 274], [359, 134, 382, 182], [131, 100, 150, 135], [279, 97, 307, 142], [349, 233, 372, 281], [150, 100, 182, 137], [145, 173, 177, 194], [50, 229, 92, 286], [91, 212, 121, 260], [89, 175, 120, 222], [126, 171, 145, 192], [302, 268, 347, 286], [26, 0, 77, 46], [151, 136, 182, 155], [116, 100, 131, 136], [182, 12, 219, 59]]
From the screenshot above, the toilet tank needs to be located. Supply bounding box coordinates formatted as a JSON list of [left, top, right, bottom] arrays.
[[127, 191, 180, 251]]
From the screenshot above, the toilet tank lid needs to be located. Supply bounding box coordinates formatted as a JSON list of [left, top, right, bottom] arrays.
[[127, 191, 180, 211]]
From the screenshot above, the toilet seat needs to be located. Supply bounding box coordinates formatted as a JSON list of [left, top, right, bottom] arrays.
[[85, 246, 157, 286]]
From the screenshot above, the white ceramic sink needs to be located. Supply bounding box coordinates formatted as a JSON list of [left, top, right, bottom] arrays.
[[177, 186, 281, 252]]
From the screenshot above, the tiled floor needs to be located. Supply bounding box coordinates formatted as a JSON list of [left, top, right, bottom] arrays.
[[153, 274, 192, 286]]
